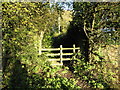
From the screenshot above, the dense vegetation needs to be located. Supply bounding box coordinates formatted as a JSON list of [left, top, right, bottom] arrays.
[[2, 2, 120, 89]]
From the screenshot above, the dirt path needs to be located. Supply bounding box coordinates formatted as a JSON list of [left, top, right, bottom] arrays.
[[57, 68, 90, 88]]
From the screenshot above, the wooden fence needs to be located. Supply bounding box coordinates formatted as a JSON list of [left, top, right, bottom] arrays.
[[41, 44, 80, 65]]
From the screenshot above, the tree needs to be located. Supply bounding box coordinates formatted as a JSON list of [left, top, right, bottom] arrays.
[[69, 2, 120, 62], [2, 2, 60, 88]]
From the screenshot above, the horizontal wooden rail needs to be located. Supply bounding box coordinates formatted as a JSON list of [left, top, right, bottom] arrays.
[[51, 63, 63, 66], [46, 53, 60, 56], [62, 58, 73, 61], [48, 58, 71, 61], [62, 53, 73, 55], [46, 53, 74, 56], [48, 58, 60, 61], [61, 48, 80, 50], [42, 48, 60, 51]]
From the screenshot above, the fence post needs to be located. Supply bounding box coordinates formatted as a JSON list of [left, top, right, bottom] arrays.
[[73, 44, 75, 59], [39, 49, 42, 55], [60, 45, 63, 64]]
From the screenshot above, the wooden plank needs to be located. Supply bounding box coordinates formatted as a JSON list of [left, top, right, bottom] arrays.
[[62, 58, 72, 61], [62, 48, 80, 50], [60, 45, 63, 64], [47, 53, 73, 56], [62, 53, 73, 55], [51, 63, 63, 66], [46, 53, 60, 56], [73, 44, 75, 59], [48, 58, 60, 61], [42, 48, 60, 51], [73, 44, 76, 53]]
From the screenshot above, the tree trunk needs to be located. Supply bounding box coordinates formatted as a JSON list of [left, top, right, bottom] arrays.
[[39, 31, 44, 55], [89, 11, 96, 63], [91, 13, 95, 31], [83, 20, 90, 62], [58, 16, 61, 34]]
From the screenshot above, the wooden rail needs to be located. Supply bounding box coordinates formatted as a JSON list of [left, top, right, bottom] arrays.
[[41, 44, 80, 65]]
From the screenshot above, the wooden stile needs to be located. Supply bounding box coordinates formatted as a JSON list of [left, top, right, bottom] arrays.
[[41, 44, 80, 65]]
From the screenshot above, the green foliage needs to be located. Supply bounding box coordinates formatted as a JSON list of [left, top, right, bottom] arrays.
[[73, 48, 119, 89], [27, 64, 80, 89], [42, 31, 53, 48], [70, 3, 119, 88], [100, 31, 120, 45]]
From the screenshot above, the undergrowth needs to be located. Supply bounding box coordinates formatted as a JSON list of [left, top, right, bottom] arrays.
[[72, 46, 119, 89]]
